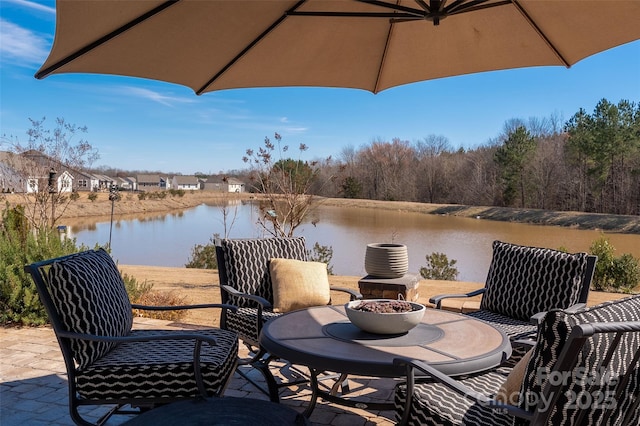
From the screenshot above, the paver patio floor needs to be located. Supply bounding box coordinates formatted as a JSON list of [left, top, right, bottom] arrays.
[[0, 317, 396, 426], [1, 285, 628, 425]]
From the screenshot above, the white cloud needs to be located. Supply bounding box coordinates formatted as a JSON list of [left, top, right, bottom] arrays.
[[280, 117, 289, 123], [283, 126, 308, 134], [123, 86, 196, 106], [0, 19, 50, 65], [6, 0, 56, 14]]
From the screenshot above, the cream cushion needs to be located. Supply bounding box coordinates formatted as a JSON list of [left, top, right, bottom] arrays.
[[270, 258, 331, 313], [495, 348, 533, 405]]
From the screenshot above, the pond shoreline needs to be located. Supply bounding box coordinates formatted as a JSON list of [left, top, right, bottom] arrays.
[[3, 192, 639, 234], [319, 198, 640, 234]]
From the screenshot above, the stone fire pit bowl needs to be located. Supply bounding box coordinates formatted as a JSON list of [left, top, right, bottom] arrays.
[[345, 299, 426, 335]]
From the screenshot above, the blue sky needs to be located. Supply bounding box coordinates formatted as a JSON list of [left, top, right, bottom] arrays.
[[1, 0, 639, 175]]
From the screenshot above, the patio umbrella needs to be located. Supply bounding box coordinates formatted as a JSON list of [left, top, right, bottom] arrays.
[[36, 0, 640, 95]]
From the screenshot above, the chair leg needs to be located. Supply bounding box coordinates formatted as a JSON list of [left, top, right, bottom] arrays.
[[236, 346, 310, 402], [234, 346, 283, 401]]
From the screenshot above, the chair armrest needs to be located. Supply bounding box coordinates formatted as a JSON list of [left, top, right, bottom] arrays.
[[511, 338, 536, 349], [220, 284, 272, 309], [429, 288, 485, 309], [393, 357, 492, 404], [565, 303, 587, 313], [330, 286, 362, 300], [393, 357, 534, 425], [529, 302, 587, 326], [529, 311, 546, 325], [131, 303, 238, 313], [57, 329, 226, 346]]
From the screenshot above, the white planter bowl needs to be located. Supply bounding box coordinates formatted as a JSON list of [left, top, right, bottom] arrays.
[[364, 243, 409, 278], [345, 299, 426, 334]]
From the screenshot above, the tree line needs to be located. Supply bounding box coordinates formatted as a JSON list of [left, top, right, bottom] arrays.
[[273, 98, 639, 216]]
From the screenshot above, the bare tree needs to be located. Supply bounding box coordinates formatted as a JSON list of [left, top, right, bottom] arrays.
[[243, 133, 332, 237], [358, 138, 416, 201], [1, 117, 99, 231], [415, 135, 452, 203]]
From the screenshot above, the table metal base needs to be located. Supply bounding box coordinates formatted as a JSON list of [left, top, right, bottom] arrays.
[[305, 369, 394, 416]]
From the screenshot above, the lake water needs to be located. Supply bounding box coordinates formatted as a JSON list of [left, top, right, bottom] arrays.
[[65, 201, 640, 283]]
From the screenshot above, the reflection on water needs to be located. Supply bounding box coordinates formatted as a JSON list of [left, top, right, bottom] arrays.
[[66, 202, 640, 283]]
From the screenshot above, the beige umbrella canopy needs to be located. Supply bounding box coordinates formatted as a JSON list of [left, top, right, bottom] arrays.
[[36, 0, 640, 95]]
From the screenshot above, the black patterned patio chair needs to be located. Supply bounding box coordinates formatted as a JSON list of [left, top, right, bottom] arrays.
[[215, 237, 361, 401], [430, 240, 597, 343], [24, 248, 239, 426], [394, 294, 640, 426]]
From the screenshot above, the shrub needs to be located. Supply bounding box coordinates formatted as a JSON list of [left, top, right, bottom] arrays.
[[87, 192, 98, 202], [308, 242, 334, 275], [137, 192, 147, 200], [168, 189, 185, 197], [185, 237, 218, 269], [0, 205, 82, 325], [132, 290, 187, 321], [70, 192, 80, 201], [122, 272, 154, 303], [420, 252, 459, 281], [611, 254, 640, 293], [589, 235, 640, 292]]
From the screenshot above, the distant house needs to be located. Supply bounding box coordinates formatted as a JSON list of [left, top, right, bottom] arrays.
[[114, 176, 136, 191], [137, 174, 165, 191], [56, 170, 74, 193], [202, 176, 245, 192], [74, 171, 97, 192], [0, 151, 29, 192], [0, 150, 95, 193], [226, 177, 245, 193], [202, 177, 223, 192], [90, 174, 114, 191], [170, 175, 200, 191]]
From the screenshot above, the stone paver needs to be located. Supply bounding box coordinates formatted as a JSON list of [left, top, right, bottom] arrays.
[[0, 318, 396, 426]]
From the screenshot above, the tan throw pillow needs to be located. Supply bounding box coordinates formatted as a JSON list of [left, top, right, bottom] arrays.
[[270, 258, 331, 313], [495, 348, 534, 405]]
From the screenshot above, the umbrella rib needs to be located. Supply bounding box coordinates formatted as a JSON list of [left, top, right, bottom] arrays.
[[512, 0, 570, 67], [196, 0, 308, 95], [447, 1, 511, 16], [357, 0, 427, 17], [374, 16, 396, 94], [35, 0, 179, 79]]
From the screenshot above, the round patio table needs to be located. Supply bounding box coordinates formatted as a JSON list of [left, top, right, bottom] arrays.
[[260, 305, 511, 415]]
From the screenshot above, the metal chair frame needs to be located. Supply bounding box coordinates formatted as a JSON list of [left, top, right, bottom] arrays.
[[430, 253, 597, 336], [395, 320, 640, 426], [25, 250, 238, 426], [215, 238, 361, 402]]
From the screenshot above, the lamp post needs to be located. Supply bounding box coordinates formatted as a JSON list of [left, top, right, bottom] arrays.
[[48, 168, 56, 228], [108, 184, 119, 250]]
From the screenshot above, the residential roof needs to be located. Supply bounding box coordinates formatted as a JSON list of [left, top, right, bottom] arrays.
[[173, 175, 200, 185], [137, 174, 160, 184], [226, 177, 244, 185]]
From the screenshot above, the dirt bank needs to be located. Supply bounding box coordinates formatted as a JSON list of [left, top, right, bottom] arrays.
[[3, 192, 638, 233], [319, 198, 640, 234]]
